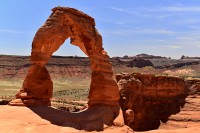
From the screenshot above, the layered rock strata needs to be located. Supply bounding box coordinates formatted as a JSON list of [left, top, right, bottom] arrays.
[[158, 78, 200, 129], [116, 73, 188, 131]]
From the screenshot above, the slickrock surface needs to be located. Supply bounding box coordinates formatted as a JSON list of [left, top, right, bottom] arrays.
[[10, 6, 119, 107], [116, 73, 200, 131], [0, 105, 199, 133], [0, 105, 133, 133], [137, 127, 200, 133]]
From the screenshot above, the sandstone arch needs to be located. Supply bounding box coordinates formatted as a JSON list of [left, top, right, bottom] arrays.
[[9, 7, 120, 106]]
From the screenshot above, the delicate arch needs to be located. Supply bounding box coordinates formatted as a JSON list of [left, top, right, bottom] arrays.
[[10, 7, 119, 106]]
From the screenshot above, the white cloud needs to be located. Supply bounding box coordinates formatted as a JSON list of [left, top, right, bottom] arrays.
[[0, 29, 21, 34], [136, 28, 175, 34], [164, 6, 200, 12], [191, 42, 200, 48], [103, 6, 145, 17], [171, 18, 200, 24], [166, 45, 182, 49], [185, 19, 200, 24], [189, 26, 200, 30], [174, 35, 200, 48], [96, 17, 132, 25], [141, 39, 166, 42], [106, 5, 200, 13], [104, 28, 176, 36], [103, 5, 200, 22], [106, 6, 124, 12], [177, 36, 200, 41]]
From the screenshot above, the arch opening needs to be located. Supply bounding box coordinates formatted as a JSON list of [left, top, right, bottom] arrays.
[[52, 39, 87, 57], [49, 39, 91, 104]]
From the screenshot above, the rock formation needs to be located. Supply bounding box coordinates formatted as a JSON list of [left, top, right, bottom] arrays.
[[7, 7, 124, 131], [9, 7, 120, 107], [180, 55, 200, 59], [186, 78, 200, 95], [116, 73, 188, 131], [127, 58, 154, 68], [0, 99, 10, 105], [135, 53, 167, 59], [155, 61, 200, 69]]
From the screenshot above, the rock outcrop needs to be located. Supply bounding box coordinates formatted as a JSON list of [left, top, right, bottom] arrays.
[[180, 55, 200, 60], [127, 58, 154, 68], [186, 78, 200, 95], [155, 61, 200, 69], [116, 73, 188, 131], [120, 54, 168, 59], [135, 53, 167, 59], [9, 7, 120, 107], [0, 99, 10, 105], [158, 78, 200, 130]]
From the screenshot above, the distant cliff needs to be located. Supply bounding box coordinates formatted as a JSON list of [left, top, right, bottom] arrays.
[[181, 55, 200, 60], [1, 54, 200, 79]]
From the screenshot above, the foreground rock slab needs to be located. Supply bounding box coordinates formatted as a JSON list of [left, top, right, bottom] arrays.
[[0, 105, 132, 133], [1, 105, 200, 133], [136, 127, 200, 133]]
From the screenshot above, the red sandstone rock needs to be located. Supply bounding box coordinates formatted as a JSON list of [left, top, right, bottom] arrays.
[[9, 7, 119, 107], [186, 78, 200, 95], [116, 73, 188, 131]]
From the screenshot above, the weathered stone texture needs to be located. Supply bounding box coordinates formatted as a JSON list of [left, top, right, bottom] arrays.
[[116, 73, 188, 131]]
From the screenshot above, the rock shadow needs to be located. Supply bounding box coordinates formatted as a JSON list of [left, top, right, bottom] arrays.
[[29, 104, 120, 131]]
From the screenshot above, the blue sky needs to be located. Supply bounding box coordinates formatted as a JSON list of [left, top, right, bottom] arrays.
[[1, 0, 200, 59]]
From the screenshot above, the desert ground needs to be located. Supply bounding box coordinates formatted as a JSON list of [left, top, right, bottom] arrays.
[[0, 54, 200, 132], [1, 54, 200, 96]]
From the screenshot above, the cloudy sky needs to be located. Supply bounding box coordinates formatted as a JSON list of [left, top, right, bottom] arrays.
[[1, 0, 200, 59]]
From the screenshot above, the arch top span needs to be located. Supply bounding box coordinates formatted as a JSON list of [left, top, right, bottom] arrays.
[[31, 7, 98, 65], [9, 6, 120, 107], [52, 7, 96, 26]]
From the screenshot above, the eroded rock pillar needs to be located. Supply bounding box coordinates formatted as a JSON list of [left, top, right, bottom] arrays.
[[14, 65, 53, 106], [88, 53, 119, 106]]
